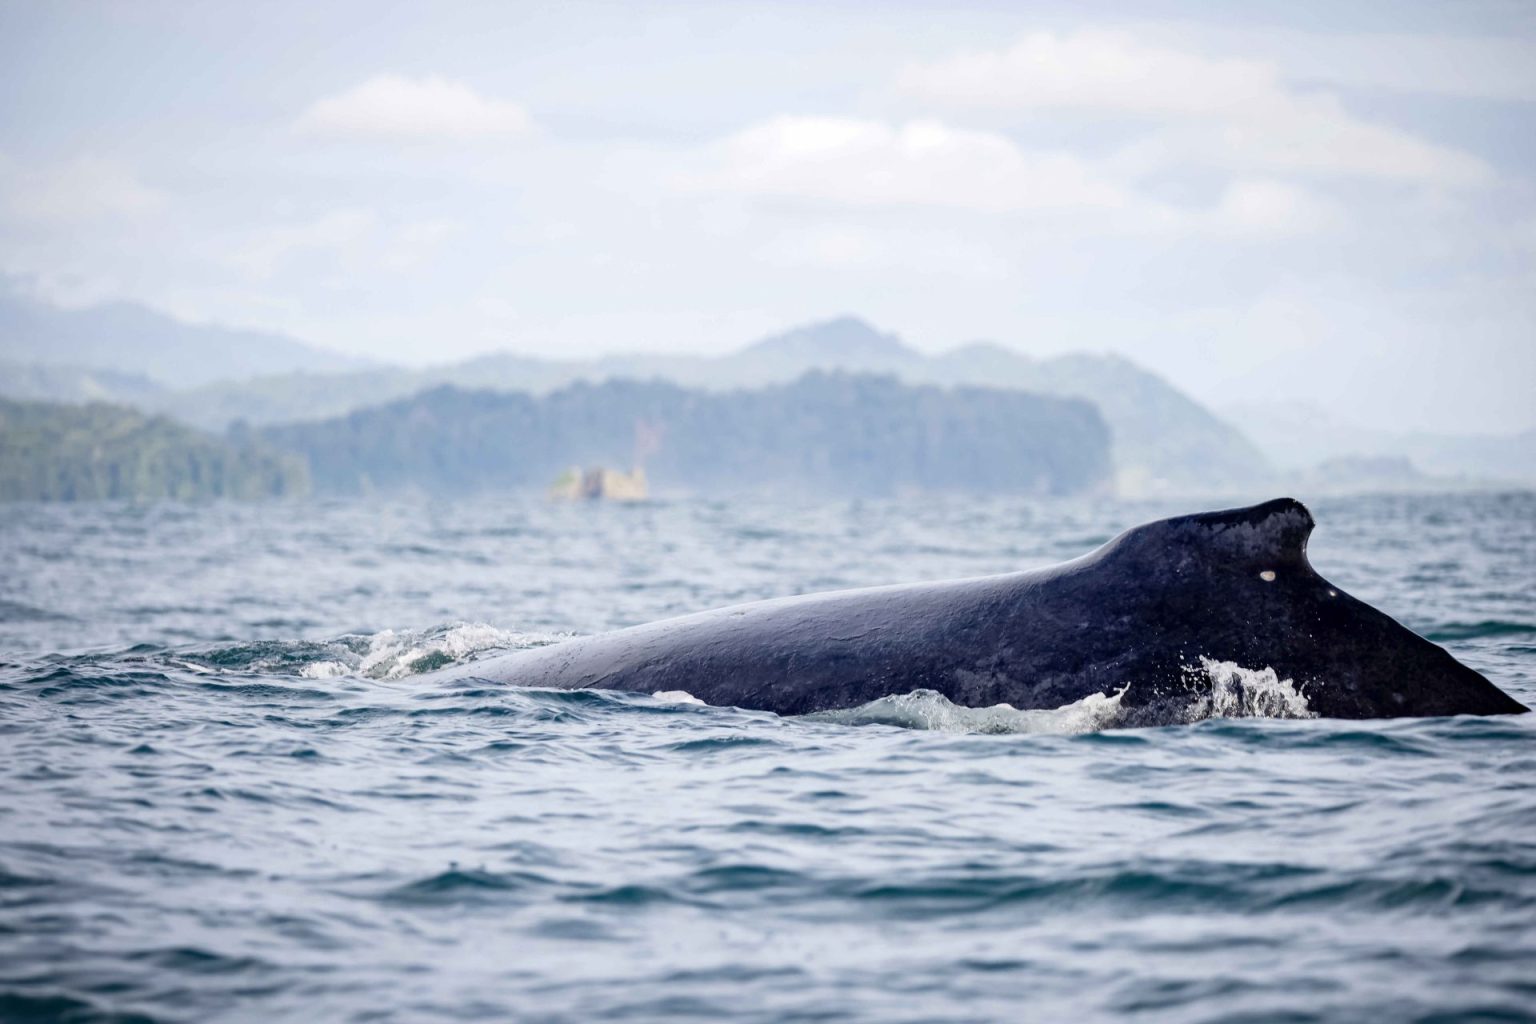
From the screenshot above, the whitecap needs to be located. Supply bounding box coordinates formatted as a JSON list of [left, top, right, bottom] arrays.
[[651, 690, 707, 705], [298, 660, 351, 680], [805, 687, 1128, 735], [803, 657, 1316, 734], [298, 623, 566, 681]]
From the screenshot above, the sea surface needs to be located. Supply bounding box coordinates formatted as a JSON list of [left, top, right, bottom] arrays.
[[1, 491, 1533, 1023]]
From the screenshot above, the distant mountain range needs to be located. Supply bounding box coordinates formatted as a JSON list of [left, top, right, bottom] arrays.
[[0, 288, 374, 388], [0, 360, 165, 405], [1223, 401, 1536, 485], [259, 373, 1113, 499], [36, 314, 1260, 492], [11, 290, 1525, 494]]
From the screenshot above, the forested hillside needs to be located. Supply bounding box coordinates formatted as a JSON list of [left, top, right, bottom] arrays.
[[0, 398, 308, 501], [260, 372, 1112, 498]]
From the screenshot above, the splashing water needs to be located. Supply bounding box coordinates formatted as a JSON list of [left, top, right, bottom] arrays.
[[168, 622, 566, 681], [1184, 657, 1317, 721], [652, 689, 709, 705], [805, 686, 1130, 734], [297, 622, 563, 679], [797, 660, 1314, 734]]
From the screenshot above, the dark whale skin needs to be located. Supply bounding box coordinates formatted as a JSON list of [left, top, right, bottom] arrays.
[[439, 499, 1527, 720]]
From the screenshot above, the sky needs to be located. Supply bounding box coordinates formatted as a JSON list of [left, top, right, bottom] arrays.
[[1, 0, 1533, 434]]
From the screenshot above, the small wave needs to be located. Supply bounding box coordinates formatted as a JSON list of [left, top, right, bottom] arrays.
[[170, 623, 562, 680], [1424, 620, 1536, 642], [379, 867, 553, 906], [803, 659, 1314, 734], [0, 598, 70, 623], [124, 945, 272, 975], [652, 690, 707, 705], [805, 687, 1127, 735], [304, 622, 562, 680]]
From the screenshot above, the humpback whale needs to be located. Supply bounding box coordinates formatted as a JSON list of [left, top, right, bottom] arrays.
[[441, 499, 1526, 720]]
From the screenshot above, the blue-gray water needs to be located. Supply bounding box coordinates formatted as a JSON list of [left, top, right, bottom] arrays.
[[1, 492, 1533, 1023]]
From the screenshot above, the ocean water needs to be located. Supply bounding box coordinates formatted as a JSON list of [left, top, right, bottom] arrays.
[[1, 491, 1533, 1023]]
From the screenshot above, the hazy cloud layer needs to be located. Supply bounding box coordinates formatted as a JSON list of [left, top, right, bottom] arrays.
[[0, 154, 166, 225], [296, 75, 533, 142], [0, 1, 1531, 434], [691, 117, 1131, 214], [900, 31, 1492, 185]]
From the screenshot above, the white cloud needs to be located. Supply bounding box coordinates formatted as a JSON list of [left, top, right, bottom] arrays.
[[901, 31, 1492, 187], [687, 115, 1133, 215], [296, 75, 532, 142], [0, 154, 165, 224], [902, 30, 1271, 117], [676, 115, 1350, 241], [1196, 29, 1536, 103], [1208, 179, 1340, 238]]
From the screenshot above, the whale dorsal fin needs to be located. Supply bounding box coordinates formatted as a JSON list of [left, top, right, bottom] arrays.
[[1182, 497, 1315, 570], [1108, 497, 1315, 573]]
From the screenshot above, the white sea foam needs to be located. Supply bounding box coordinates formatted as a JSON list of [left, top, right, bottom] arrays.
[[807, 687, 1128, 735], [651, 690, 707, 705], [298, 660, 352, 679], [804, 658, 1315, 734], [297, 623, 565, 680]]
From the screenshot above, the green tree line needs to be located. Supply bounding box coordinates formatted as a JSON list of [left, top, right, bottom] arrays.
[[260, 372, 1113, 498], [0, 397, 308, 501]]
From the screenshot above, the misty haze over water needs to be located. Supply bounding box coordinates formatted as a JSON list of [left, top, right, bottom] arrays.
[[2, 0, 1534, 437]]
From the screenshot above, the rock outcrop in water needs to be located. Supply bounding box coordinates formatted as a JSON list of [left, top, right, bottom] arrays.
[[259, 372, 1112, 498], [0, 398, 309, 501]]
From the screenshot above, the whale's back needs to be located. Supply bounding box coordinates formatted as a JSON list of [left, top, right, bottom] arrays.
[[439, 499, 1525, 719]]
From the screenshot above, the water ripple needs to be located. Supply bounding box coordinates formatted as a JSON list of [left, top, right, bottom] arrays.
[[0, 493, 1532, 1021]]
